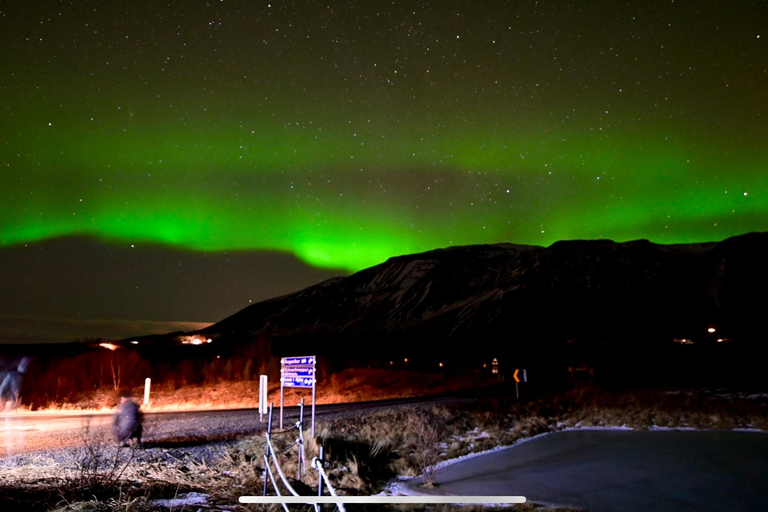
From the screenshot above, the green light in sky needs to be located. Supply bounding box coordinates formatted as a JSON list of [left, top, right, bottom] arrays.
[[2, 109, 766, 272]]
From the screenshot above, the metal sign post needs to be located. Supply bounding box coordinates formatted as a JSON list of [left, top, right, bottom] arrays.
[[513, 368, 528, 399], [280, 355, 317, 435]]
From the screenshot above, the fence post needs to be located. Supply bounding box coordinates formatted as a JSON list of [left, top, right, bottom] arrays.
[[263, 402, 273, 497], [297, 398, 305, 479], [316, 446, 324, 512]]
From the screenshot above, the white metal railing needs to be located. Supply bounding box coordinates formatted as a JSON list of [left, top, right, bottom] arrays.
[[262, 401, 344, 512], [312, 448, 346, 512]]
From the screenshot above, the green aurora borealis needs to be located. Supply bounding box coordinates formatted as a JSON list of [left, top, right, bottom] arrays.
[[2, 1, 766, 273]]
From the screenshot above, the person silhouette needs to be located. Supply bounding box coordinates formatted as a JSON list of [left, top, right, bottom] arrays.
[[0, 357, 31, 411], [113, 394, 144, 447]]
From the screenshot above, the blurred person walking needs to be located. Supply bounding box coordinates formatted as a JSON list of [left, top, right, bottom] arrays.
[[0, 356, 31, 411], [113, 394, 143, 447]]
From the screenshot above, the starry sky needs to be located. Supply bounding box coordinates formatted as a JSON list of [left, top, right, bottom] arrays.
[[1, 1, 766, 343]]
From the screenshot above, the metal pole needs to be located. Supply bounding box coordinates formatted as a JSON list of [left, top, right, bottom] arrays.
[[316, 446, 324, 512], [263, 402, 273, 497], [311, 376, 316, 437], [280, 377, 285, 429], [298, 398, 304, 479]]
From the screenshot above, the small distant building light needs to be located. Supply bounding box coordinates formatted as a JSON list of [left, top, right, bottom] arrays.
[[492, 357, 499, 374], [439, 362, 444, 368], [130, 340, 139, 345], [707, 327, 716, 333]]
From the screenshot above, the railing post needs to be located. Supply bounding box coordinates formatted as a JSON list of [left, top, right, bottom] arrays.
[[297, 398, 305, 479], [280, 380, 285, 429], [263, 402, 273, 497], [316, 446, 324, 512]]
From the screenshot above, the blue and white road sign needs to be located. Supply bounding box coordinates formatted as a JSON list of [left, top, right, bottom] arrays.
[[282, 355, 316, 367], [281, 366, 315, 388]]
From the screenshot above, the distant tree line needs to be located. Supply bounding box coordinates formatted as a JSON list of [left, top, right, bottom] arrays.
[[16, 334, 278, 409]]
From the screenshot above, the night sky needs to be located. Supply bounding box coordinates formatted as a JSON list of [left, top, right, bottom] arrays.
[[1, 1, 766, 343]]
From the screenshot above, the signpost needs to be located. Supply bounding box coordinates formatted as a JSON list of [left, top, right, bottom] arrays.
[[280, 355, 317, 436], [513, 368, 527, 399]]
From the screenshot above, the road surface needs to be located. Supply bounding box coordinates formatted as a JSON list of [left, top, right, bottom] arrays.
[[403, 429, 768, 512]]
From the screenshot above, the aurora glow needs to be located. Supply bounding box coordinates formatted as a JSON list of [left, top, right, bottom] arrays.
[[2, 1, 766, 273]]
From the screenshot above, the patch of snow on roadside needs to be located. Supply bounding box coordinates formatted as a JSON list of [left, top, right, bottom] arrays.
[[559, 425, 634, 432], [153, 492, 214, 509], [381, 480, 417, 496]]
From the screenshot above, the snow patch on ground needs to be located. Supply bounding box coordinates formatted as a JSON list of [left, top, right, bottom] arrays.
[[559, 425, 634, 432], [648, 425, 699, 431], [380, 480, 419, 496], [153, 492, 215, 509]]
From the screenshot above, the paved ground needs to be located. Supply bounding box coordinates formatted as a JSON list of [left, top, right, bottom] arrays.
[[404, 430, 768, 512]]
